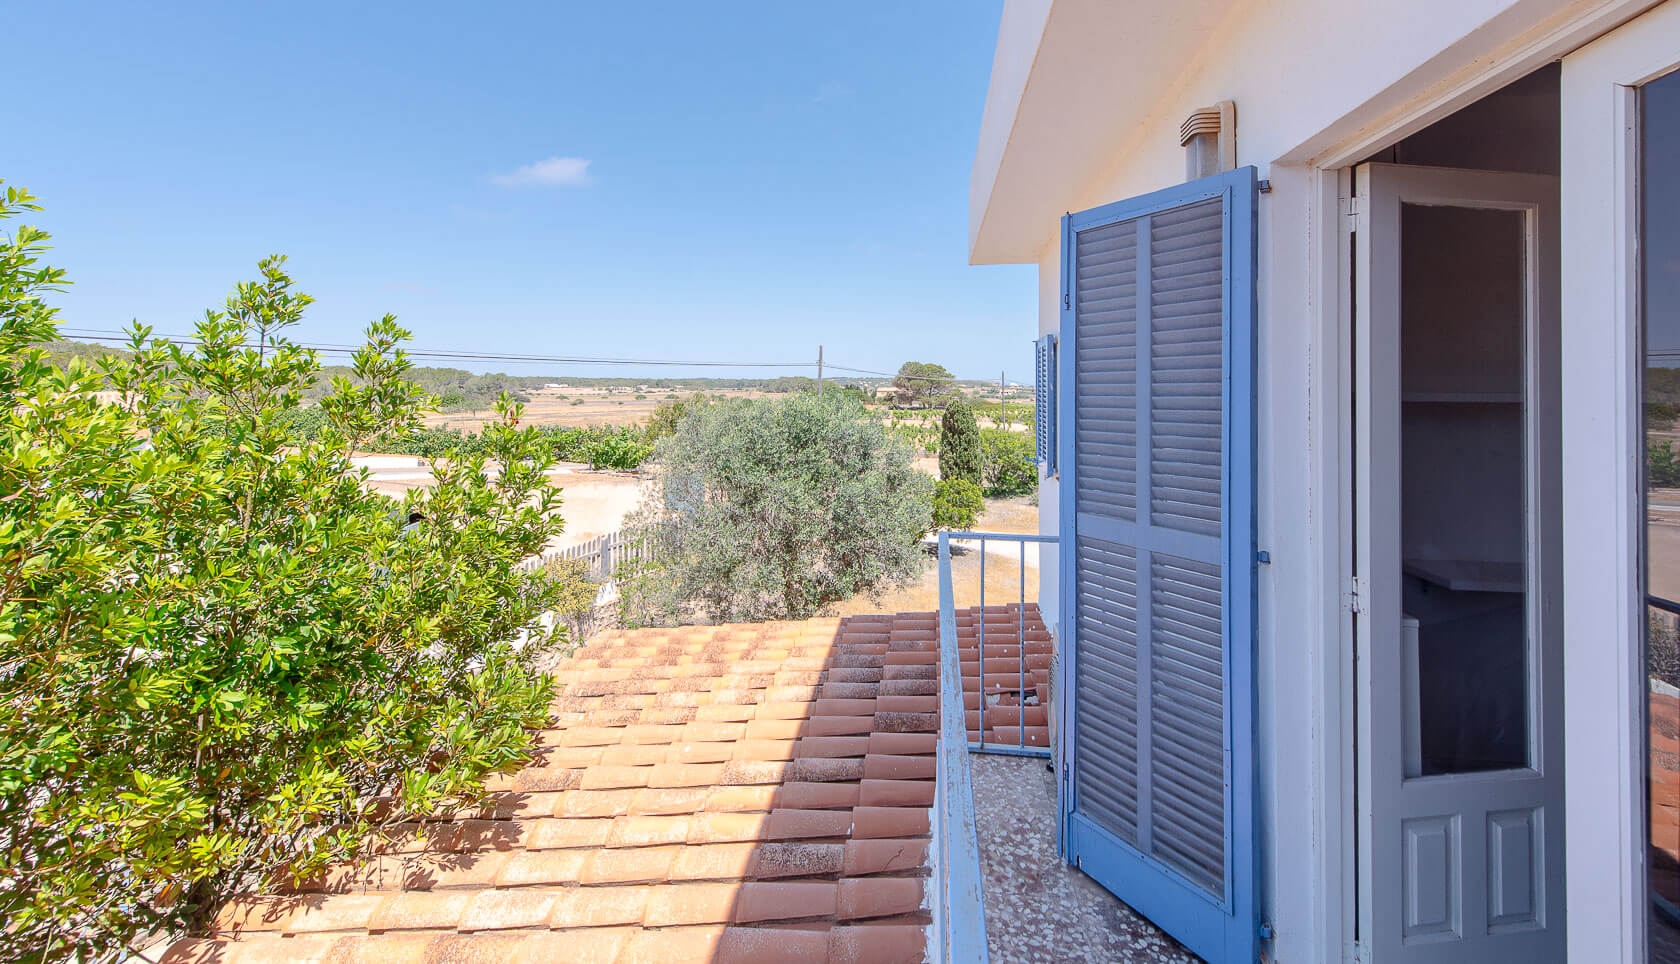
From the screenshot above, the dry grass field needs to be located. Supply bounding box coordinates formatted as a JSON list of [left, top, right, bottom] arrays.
[[424, 386, 778, 431]]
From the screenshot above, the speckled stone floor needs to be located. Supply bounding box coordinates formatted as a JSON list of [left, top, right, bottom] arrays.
[[972, 753, 1203, 963]]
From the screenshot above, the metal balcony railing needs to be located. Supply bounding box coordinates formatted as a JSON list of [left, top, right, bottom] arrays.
[[929, 529, 1059, 964]]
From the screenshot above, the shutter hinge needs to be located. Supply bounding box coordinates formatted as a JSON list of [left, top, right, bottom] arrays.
[[1063, 291, 1071, 310], [1258, 921, 1275, 941], [1344, 575, 1369, 615], [1340, 195, 1363, 228]]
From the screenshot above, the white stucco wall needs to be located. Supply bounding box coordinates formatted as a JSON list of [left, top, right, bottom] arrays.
[[990, 0, 1663, 960]]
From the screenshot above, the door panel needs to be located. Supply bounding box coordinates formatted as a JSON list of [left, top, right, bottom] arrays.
[[1353, 163, 1563, 963], [1058, 166, 1257, 964]]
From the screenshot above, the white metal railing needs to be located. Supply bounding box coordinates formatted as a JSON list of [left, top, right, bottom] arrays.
[[942, 530, 1056, 758], [932, 529, 990, 963], [930, 529, 1059, 963]]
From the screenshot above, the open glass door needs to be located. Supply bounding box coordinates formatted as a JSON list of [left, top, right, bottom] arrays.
[[1352, 163, 1564, 962], [1057, 166, 1257, 964]]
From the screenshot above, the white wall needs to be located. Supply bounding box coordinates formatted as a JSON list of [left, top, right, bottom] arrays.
[[971, 0, 1642, 263], [1036, 248, 1061, 636], [991, 1, 1661, 960]]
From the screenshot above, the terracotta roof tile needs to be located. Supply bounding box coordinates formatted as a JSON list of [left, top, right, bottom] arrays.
[[703, 785, 780, 813], [579, 844, 679, 885], [862, 754, 938, 781], [619, 924, 727, 963], [549, 887, 650, 929], [369, 890, 473, 932], [647, 761, 729, 787], [494, 850, 585, 888], [527, 816, 613, 850], [555, 789, 638, 818], [735, 880, 840, 922], [641, 881, 740, 926], [801, 715, 876, 737], [843, 838, 931, 876], [669, 842, 760, 881], [837, 876, 924, 921], [857, 779, 936, 809], [163, 608, 1042, 962], [716, 924, 832, 963], [749, 841, 846, 878], [777, 781, 862, 811], [460, 887, 558, 931], [628, 786, 712, 815], [687, 811, 768, 844]]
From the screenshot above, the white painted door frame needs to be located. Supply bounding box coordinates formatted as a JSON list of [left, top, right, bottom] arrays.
[[1292, 6, 1672, 961], [1562, 4, 1680, 959]]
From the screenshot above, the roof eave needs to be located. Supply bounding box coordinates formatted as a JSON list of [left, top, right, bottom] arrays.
[[968, 0, 1241, 266]]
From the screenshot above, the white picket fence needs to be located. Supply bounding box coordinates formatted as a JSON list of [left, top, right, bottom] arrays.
[[516, 528, 657, 586]]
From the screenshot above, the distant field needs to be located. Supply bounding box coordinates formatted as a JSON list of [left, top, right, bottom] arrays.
[[425, 385, 1036, 433], [424, 386, 778, 431]]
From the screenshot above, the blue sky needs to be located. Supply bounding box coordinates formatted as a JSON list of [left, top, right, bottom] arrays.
[[5, 2, 1035, 382]]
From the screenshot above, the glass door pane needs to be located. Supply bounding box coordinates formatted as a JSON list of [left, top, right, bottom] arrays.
[[1399, 202, 1531, 778], [1642, 67, 1680, 962]]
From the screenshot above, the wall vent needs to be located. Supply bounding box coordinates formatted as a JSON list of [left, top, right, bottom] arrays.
[[1181, 100, 1237, 181]]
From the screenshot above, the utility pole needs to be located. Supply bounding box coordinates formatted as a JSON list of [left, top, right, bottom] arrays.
[[817, 345, 824, 396]]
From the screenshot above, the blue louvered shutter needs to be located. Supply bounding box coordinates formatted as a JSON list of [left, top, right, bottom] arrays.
[[1035, 333, 1058, 474], [1057, 167, 1257, 964]]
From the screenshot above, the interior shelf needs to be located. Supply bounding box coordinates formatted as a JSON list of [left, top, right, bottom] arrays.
[[1403, 558, 1525, 594]]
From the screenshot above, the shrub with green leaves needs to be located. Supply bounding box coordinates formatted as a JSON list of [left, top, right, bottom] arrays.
[[932, 477, 984, 531], [620, 394, 932, 624], [645, 392, 707, 441], [938, 395, 982, 487], [980, 427, 1038, 498], [0, 185, 568, 961], [1652, 439, 1680, 489]]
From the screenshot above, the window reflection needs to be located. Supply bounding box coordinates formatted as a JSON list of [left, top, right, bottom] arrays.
[[1643, 67, 1680, 962]]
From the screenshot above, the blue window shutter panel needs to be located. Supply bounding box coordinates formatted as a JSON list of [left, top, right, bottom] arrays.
[[1035, 333, 1058, 473], [1057, 166, 1258, 964]]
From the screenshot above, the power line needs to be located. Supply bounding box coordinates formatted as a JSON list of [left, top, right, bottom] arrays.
[[52, 329, 812, 369], [53, 327, 1014, 382]]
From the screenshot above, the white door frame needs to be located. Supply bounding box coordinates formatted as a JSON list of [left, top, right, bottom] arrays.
[[1562, 4, 1680, 959], [1291, 5, 1671, 961]]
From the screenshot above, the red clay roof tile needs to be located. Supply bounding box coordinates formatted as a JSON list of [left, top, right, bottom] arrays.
[[547, 887, 650, 929], [459, 888, 558, 931], [836, 876, 924, 921], [163, 605, 1059, 963], [369, 890, 474, 932]]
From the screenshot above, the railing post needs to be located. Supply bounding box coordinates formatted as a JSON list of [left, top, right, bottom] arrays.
[[1020, 539, 1027, 750], [978, 535, 986, 752], [934, 531, 988, 962]]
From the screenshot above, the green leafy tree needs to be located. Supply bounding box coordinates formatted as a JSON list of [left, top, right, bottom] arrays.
[[892, 361, 954, 408], [645, 392, 707, 441], [541, 555, 602, 643], [932, 477, 984, 531], [939, 395, 983, 487], [980, 427, 1039, 497], [621, 394, 932, 623], [0, 185, 568, 961], [1652, 439, 1680, 489]]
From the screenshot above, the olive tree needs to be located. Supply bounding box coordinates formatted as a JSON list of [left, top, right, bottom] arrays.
[[621, 394, 932, 623], [0, 185, 567, 961]]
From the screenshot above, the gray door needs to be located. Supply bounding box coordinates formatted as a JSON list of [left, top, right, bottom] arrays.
[[1352, 163, 1564, 962]]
